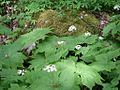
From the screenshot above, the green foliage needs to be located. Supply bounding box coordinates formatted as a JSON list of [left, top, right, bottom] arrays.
[[0, 44, 26, 68], [103, 15, 120, 41], [8, 84, 28, 90], [0, 26, 120, 89], [0, 0, 120, 90], [14, 28, 51, 49], [0, 24, 13, 35], [76, 62, 102, 89], [50, 0, 119, 11]]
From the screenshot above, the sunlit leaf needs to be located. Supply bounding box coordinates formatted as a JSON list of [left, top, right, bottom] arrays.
[[76, 62, 102, 90]]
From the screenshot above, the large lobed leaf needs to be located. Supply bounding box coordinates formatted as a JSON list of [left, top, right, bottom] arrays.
[[0, 68, 20, 89], [36, 36, 68, 63], [8, 84, 28, 90], [76, 62, 102, 90], [57, 60, 103, 90], [14, 28, 51, 49], [26, 71, 61, 90], [57, 60, 80, 90], [0, 45, 26, 68], [29, 54, 48, 70]]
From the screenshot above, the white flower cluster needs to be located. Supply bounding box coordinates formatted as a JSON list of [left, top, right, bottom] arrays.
[[79, 11, 88, 19], [84, 32, 91, 36], [99, 36, 104, 40], [43, 64, 57, 72], [57, 41, 65, 45], [68, 25, 77, 32], [113, 5, 120, 10], [75, 45, 82, 50], [17, 69, 25, 76]]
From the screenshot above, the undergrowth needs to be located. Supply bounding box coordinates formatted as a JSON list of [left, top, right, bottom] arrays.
[[0, 0, 120, 90]]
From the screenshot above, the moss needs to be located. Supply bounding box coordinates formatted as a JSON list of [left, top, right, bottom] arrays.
[[80, 11, 99, 26], [35, 9, 100, 36]]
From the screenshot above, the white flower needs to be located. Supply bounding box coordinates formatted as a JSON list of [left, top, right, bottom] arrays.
[[79, 16, 84, 19], [17, 69, 25, 76], [24, 24, 28, 28], [75, 45, 82, 50], [99, 36, 104, 40], [57, 41, 65, 45], [45, 20, 49, 24], [43, 64, 57, 72], [50, 65, 57, 72], [68, 25, 77, 32], [5, 54, 8, 58], [113, 58, 116, 61], [113, 5, 120, 10], [84, 32, 91, 36], [84, 14, 88, 17]]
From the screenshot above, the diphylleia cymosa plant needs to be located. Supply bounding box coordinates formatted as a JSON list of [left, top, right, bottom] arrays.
[[43, 64, 57, 72], [84, 31, 91, 36], [1, 26, 120, 90], [75, 45, 82, 50], [0, 0, 120, 90], [68, 25, 77, 32]]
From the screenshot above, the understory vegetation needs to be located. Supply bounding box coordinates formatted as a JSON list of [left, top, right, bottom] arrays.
[[0, 0, 120, 90]]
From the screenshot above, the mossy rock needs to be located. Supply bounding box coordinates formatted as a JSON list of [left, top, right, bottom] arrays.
[[35, 9, 100, 36]]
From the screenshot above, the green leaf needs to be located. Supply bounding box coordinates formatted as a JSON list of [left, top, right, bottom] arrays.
[[76, 62, 102, 90], [90, 61, 116, 72], [28, 71, 61, 90], [111, 78, 119, 87], [24, 70, 45, 84], [57, 60, 80, 90], [36, 36, 58, 53], [60, 70, 79, 90], [14, 28, 51, 49], [0, 69, 20, 86], [29, 54, 48, 70], [63, 35, 97, 50], [0, 45, 26, 68], [36, 36, 68, 62], [0, 24, 13, 35], [103, 83, 118, 90], [103, 21, 120, 36], [8, 84, 28, 90], [116, 61, 120, 80], [110, 15, 120, 22], [27, 2, 40, 13], [103, 22, 115, 36], [95, 48, 120, 62], [46, 48, 68, 63], [79, 42, 104, 62], [83, 35, 98, 44], [88, 47, 119, 72], [79, 46, 95, 62], [0, 87, 4, 90]]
